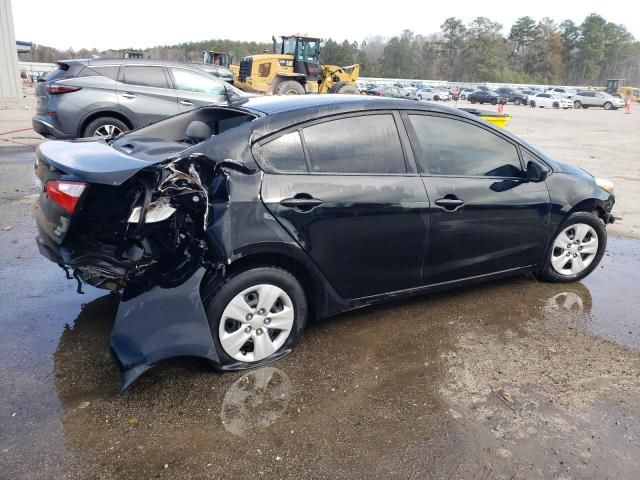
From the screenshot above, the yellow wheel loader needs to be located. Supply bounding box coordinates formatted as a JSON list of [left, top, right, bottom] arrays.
[[230, 35, 360, 95]]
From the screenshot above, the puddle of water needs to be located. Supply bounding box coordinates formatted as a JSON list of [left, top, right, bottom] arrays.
[[0, 236, 638, 479]]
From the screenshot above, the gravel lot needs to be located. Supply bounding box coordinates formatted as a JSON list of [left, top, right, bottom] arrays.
[[0, 94, 639, 479]]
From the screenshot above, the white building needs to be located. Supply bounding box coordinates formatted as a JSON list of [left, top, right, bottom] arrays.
[[0, 0, 21, 99]]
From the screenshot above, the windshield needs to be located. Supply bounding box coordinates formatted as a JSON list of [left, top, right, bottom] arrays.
[[297, 40, 319, 62]]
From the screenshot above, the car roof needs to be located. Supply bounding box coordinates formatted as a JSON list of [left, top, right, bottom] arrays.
[[58, 58, 208, 69], [242, 94, 452, 117]]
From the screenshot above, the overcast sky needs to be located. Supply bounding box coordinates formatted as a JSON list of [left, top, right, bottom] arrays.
[[11, 0, 639, 50]]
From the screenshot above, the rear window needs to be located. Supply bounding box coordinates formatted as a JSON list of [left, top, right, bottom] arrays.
[[45, 63, 84, 82], [122, 66, 168, 89], [302, 115, 406, 174]]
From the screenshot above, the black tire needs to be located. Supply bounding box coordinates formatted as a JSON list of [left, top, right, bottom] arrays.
[[417, 94, 422, 101], [573, 100, 582, 109], [491, 98, 498, 105], [514, 98, 522, 106], [330, 82, 360, 95], [538, 212, 607, 283], [530, 101, 536, 108], [205, 267, 308, 369], [553, 102, 560, 109], [461, 94, 466, 100], [275, 80, 306, 95], [434, 95, 440, 101], [603, 101, 612, 110], [582, 105, 589, 109], [470, 99, 476, 104], [83, 116, 129, 138]]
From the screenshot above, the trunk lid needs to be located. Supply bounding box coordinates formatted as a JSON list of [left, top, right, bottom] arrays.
[[36, 140, 167, 186]]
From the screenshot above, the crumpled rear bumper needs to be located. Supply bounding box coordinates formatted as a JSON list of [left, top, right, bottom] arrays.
[[111, 267, 219, 389]]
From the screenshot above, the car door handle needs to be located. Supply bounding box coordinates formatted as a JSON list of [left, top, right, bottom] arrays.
[[121, 92, 136, 99], [179, 100, 194, 106], [434, 197, 465, 211], [280, 195, 323, 212]]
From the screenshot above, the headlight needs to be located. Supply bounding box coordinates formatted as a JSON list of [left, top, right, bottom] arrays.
[[595, 177, 614, 194]]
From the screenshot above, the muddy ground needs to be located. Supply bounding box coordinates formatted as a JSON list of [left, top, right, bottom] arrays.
[[1, 100, 639, 479]]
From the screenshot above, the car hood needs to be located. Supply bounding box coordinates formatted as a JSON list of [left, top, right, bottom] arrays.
[[36, 140, 167, 186], [554, 160, 593, 179]]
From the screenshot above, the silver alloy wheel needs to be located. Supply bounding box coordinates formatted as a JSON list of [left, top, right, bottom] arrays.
[[219, 284, 294, 362], [550, 223, 599, 276], [93, 124, 123, 137]]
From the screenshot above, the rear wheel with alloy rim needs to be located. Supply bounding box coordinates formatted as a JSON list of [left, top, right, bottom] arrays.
[[538, 212, 607, 283], [206, 267, 307, 368], [603, 102, 613, 110], [83, 116, 128, 138]]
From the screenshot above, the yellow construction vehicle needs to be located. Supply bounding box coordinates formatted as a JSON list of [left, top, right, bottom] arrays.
[[230, 35, 360, 95], [605, 79, 640, 103]]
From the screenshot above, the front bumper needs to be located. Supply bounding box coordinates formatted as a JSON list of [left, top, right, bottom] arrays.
[[32, 116, 75, 140]]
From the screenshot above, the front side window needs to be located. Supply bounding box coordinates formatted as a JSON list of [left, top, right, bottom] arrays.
[[303, 115, 406, 174], [408, 115, 523, 178], [122, 66, 168, 89], [170, 68, 226, 95]]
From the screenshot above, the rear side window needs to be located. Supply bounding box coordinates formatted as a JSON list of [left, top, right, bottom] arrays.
[[122, 66, 168, 88], [256, 131, 307, 172], [408, 115, 523, 178], [302, 115, 406, 174], [77, 65, 119, 80]]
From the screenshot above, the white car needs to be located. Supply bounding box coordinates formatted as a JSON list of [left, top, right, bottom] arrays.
[[530, 93, 571, 109], [415, 87, 445, 101]]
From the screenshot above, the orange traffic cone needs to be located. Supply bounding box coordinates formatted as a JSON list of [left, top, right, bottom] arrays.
[[625, 99, 631, 114], [497, 103, 503, 114]]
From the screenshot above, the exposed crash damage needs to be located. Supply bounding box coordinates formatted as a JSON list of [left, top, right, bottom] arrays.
[[34, 95, 616, 389], [34, 106, 271, 387]]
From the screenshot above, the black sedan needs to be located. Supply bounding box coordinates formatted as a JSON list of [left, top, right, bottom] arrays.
[[467, 90, 508, 105], [34, 95, 615, 387]]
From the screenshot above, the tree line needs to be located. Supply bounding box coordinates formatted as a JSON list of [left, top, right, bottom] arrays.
[[21, 13, 639, 87]]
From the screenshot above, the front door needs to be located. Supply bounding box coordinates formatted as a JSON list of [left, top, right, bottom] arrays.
[[404, 113, 551, 285], [167, 67, 228, 112], [258, 113, 430, 299]]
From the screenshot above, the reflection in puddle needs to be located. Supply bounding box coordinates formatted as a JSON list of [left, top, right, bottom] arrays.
[[542, 283, 592, 315], [221, 367, 292, 436]]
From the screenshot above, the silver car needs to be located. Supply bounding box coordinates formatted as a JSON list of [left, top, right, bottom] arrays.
[[33, 59, 244, 139], [572, 91, 625, 110]]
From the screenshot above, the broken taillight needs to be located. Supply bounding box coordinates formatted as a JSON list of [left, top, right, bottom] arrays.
[[45, 84, 82, 94], [46, 181, 86, 214]]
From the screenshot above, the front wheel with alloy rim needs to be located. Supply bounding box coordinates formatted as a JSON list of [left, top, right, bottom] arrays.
[[538, 212, 607, 283], [83, 116, 129, 138], [514, 98, 522, 105], [206, 267, 307, 368], [574, 100, 582, 109]]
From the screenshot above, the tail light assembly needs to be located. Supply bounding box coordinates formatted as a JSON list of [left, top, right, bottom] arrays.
[[46, 181, 87, 214], [45, 84, 82, 94]]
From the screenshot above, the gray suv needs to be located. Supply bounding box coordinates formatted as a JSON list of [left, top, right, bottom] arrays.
[[33, 59, 245, 139], [572, 91, 626, 110]]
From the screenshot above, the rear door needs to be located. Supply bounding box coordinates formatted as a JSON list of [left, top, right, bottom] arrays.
[[167, 67, 228, 111], [258, 112, 431, 299], [116, 65, 179, 127], [404, 113, 551, 285]]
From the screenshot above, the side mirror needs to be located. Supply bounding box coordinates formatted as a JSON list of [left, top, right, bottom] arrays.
[[527, 160, 548, 183]]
